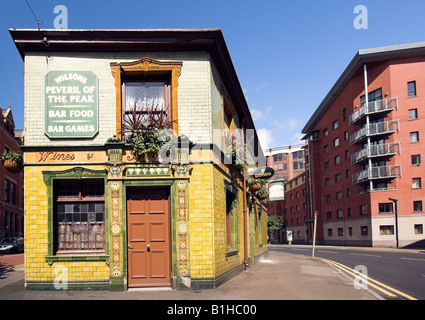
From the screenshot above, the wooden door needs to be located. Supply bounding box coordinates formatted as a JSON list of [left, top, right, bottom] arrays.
[[127, 187, 170, 287]]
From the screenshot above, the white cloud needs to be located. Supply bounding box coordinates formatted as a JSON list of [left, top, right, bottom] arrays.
[[291, 132, 304, 144], [257, 128, 276, 150], [270, 117, 301, 131]]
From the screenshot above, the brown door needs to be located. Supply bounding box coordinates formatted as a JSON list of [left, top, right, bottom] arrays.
[[127, 187, 170, 287]]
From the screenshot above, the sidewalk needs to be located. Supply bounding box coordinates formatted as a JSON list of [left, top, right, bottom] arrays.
[[0, 249, 378, 300]]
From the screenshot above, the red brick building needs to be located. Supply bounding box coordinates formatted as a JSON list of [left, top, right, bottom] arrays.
[[1, 106, 24, 239], [302, 42, 425, 247]]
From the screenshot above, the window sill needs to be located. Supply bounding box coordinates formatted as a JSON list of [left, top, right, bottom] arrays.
[[225, 250, 238, 258], [45, 254, 109, 266]]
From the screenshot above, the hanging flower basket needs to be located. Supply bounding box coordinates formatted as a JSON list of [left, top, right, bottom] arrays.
[[1, 152, 23, 174], [249, 183, 262, 192], [258, 192, 269, 200]]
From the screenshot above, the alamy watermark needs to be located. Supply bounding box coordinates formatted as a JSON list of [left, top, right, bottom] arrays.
[[353, 5, 368, 30], [53, 5, 68, 29], [353, 265, 368, 290]]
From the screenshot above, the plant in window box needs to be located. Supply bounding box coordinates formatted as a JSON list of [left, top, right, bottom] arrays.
[[247, 178, 264, 192], [124, 100, 176, 161], [224, 130, 244, 172], [257, 188, 269, 200], [1, 151, 23, 173]]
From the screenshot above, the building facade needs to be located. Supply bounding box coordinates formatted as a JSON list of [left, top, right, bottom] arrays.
[[11, 28, 267, 291], [1, 106, 24, 239], [303, 42, 425, 248], [265, 145, 305, 182]]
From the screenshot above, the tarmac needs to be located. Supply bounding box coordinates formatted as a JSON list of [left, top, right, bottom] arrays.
[[0, 245, 380, 301]]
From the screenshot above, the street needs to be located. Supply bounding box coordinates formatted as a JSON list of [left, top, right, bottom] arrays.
[[270, 244, 425, 300]]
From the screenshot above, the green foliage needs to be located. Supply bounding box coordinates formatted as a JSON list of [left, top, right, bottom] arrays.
[[267, 215, 284, 233], [247, 178, 265, 186], [131, 129, 170, 157], [1, 151, 23, 163]]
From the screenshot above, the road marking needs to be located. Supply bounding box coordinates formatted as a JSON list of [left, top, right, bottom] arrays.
[[323, 259, 417, 300], [318, 250, 338, 254], [400, 257, 425, 262], [349, 253, 382, 257], [290, 248, 309, 251]]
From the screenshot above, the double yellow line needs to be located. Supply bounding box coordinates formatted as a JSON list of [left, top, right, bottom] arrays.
[[322, 258, 417, 300]]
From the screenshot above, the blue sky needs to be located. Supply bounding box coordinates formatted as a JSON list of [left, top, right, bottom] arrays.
[[2, 0, 425, 150]]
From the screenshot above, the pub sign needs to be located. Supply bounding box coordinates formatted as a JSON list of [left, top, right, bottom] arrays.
[[45, 70, 98, 138]]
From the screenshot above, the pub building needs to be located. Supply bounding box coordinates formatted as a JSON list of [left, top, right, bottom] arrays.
[[10, 28, 268, 290]]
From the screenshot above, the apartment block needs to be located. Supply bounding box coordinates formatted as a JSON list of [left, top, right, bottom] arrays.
[[302, 42, 425, 248]]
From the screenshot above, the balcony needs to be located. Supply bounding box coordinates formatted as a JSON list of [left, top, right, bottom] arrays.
[[349, 97, 398, 125], [352, 164, 402, 184], [350, 120, 400, 144], [351, 142, 401, 164]]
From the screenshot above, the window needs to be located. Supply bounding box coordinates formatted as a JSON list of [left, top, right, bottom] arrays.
[[326, 211, 332, 220], [4, 180, 10, 203], [343, 108, 347, 122], [333, 120, 338, 130], [273, 153, 283, 162], [337, 209, 343, 219], [349, 227, 353, 236], [360, 204, 367, 215], [347, 207, 352, 217], [346, 188, 351, 198], [324, 145, 328, 154], [327, 228, 333, 236], [360, 226, 368, 236], [334, 155, 340, 165], [408, 81, 416, 98], [122, 81, 171, 141], [415, 224, 423, 234], [380, 225, 394, 235], [412, 178, 422, 189], [379, 203, 393, 214], [344, 131, 348, 140], [292, 150, 303, 159], [333, 137, 339, 147], [361, 88, 382, 106], [323, 128, 328, 137], [335, 173, 341, 183], [324, 161, 329, 170], [11, 183, 16, 205], [410, 131, 419, 143], [409, 108, 418, 120], [411, 154, 421, 166], [413, 201, 423, 212], [338, 228, 344, 236], [55, 180, 105, 253], [326, 195, 331, 204], [226, 188, 238, 251], [336, 191, 342, 201], [325, 178, 330, 187], [345, 169, 350, 179]]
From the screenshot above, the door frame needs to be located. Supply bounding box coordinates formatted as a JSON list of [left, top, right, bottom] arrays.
[[123, 179, 176, 288]]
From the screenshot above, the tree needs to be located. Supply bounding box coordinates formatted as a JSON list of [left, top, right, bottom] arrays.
[[267, 215, 284, 234]]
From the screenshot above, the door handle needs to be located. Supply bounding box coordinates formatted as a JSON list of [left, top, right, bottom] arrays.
[[147, 244, 151, 252], [128, 244, 133, 250]]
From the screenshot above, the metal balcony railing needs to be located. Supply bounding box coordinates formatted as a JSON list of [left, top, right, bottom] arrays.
[[351, 142, 401, 164], [349, 97, 398, 124], [352, 164, 402, 184], [350, 120, 400, 144]]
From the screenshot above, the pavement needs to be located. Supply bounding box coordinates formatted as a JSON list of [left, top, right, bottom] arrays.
[[0, 247, 379, 301]]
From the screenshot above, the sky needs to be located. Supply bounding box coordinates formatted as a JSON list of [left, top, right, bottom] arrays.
[[2, 0, 425, 150]]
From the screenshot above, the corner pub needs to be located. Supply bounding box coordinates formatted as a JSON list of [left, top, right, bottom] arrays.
[[10, 28, 268, 291]]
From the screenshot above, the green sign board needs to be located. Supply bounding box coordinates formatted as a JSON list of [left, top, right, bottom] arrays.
[[45, 70, 98, 138]]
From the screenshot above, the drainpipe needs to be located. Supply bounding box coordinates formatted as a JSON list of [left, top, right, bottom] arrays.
[[242, 124, 248, 269], [363, 64, 374, 192]]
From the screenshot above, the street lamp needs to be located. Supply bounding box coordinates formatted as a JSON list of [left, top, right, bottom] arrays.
[[388, 198, 399, 248]]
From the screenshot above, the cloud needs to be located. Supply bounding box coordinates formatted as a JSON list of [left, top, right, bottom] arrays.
[[291, 132, 304, 144], [269, 117, 301, 131], [257, 128, 276, 150]]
